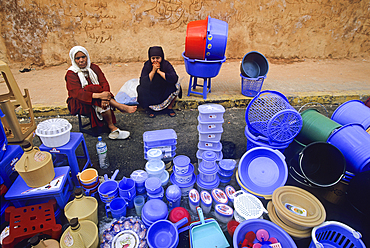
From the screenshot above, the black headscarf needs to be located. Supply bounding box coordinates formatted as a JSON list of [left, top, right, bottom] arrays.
[[148, 46, 164, 60]]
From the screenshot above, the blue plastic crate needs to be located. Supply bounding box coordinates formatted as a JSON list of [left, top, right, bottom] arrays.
[[5, 166, 73, 209], [0, 109, 8, 161], [241, 74, 266, 97], [0, 144, 23, 188], [143, 129, 177, 147]]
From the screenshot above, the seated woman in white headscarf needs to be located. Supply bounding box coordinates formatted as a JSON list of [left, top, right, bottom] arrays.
[[65, 46, 137, 139]]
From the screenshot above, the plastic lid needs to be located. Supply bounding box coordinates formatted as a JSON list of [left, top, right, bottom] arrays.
[[200, 190, 212, 207], [29, 235, 40, 246], [197, 150, 223, 161], [198, 104, 225, 114], [130, 170, 148, 184], [74, 188, 83, 197], [36, 118, 72, 137], [147, 187, 164, 197], [98, 136, 102, 141], [143, 129, 177, 142], [215, 204, 233, 217], [212, 188, 228, 204], [197, 125, 224, 134], [196, 175, 220, 190], [219, 159, 236, 171], [145, 177, 162, 192], [225, 185, 236, 201], [197, 116, 224, 125], [70, 218, 79, 228], [147, 149, 163, 160], [142, 199, 168, 222], [166, 185, 182, 201], [173, 155, 190, 167], [189, 189, 200, 205], [202, 151, 218, 162], [168, 207, 191, 227], [170, 173, 196, 188]]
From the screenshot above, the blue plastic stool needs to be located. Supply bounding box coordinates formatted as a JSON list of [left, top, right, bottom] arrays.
[[39, 132, 92, 186], [187, 76, 211, 100], [0, 144, 23, 188], [5, 166, 73, 209]]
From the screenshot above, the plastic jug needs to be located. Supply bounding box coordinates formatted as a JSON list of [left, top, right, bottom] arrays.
[[29, 234, 60, 248], [64, 188, 98, 225], [60, 218, 99, 248], [15, 141, 54, 187]]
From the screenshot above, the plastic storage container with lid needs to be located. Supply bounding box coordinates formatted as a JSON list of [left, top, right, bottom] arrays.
[[200, 190, 213, 214], [60, 218, 98, 248], [219, 159, 236, 175], [143, 129, 177, 147], [174, 163, 194, 184], [130, 169, 148, 194], [218, 170, 233, 184], [214, 204, 233, 223], [145, 149, 165, 178], [64, 188, 98, 225], [188, 188, 200, 212], [141, 199, 168, 227], [197, 174, 220, 193], [166, 185, 182, 209], [197, 149, 223, 165], [198, 162, 219, 183], [198, 127, 223, 142], [36, 118, 72, 148], [173, 155, 191, 174], [147, 187, 164, 200], [198, 141, 222, 152], [197, 118, 224, 133], [198, 104, 225, 122], [211, 188, 228, 207], [145, 177, 163, 195], [170, 173, 196, 196], [15, 142, 55, 188], [224, 185, 236, 206]]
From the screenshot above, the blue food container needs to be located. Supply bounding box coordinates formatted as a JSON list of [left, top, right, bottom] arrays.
[[166, 185, 182, 209], [174, 163, 195, 184], [130, 169, 148, 188], [145, 177, 163, 195], [173, 155, 190, 175], [196, 174, 220, 193], [200, 190, 212, 214], [198, 116, 224, 133], [170, 173, 196, 196], [211, 188, 228, 207], [198, 104, 225, 123], [218, 159, 236, 175], [188, 188, 200, 212], [143, 129, 177, 147]]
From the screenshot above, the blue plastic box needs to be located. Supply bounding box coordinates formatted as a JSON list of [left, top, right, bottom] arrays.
[[197, 117, 224, 133], [198, 141, 222, 152], [0, 144, 23, 188], [143, 129, 177, 147], [5, 166, 73, 209], [198, 104, 225, 123]]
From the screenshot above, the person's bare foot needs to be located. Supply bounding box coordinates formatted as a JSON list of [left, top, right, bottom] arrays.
[[118, 104, 137, 113]]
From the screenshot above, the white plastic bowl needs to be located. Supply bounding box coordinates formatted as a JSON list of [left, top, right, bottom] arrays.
[[36, 118, 72, 147]]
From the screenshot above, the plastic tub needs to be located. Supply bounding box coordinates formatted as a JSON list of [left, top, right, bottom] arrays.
[[173, 155, 190, 174], [238, 147, 288, 196], [197, 117, 224, 132], [185, 19, 207, 60], [196, 174, 220, 193], [198, 141, 222, 152], [218, 173, 232, 184], [240, 51, 269, 78], [130, 169, 148, 188], [145, 177, 163, 195], [204, 17, 228, 60], [233, 219, 297, 248], [145, 150, 176, 161], [166, 185, 182, 209], [147, 187, 164, 201], [214, 204, 233, 223], [331, 99, 370, 129], [211, 188, 228, 207], [36, 118, 72, 147], [200, 190, 212, 214], [198, 104, 225, 122], [170, 173, 196, 196], [218, 159, 236, 175], [143, 129, 177, 147], [182, 52, 226, 78], [224, 185, 236, 206], [145, 149, 165, 178], [174, 163, 194, 184], [188, 189, 200, 212]]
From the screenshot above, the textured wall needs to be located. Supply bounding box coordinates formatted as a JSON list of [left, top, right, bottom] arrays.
[[1, 0, 369, 66]]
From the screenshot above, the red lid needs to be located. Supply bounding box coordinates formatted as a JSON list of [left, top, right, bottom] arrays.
[[168, 207, 191, 227]]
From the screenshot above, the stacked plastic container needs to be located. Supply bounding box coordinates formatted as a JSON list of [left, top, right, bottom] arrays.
[[143, 129, 177, 162], [145, 149, 169, 187], [197, 104, 225, 164], [196, 151, 220, 192], [170, 155, 196, 196], [218, 159, 236, 184]]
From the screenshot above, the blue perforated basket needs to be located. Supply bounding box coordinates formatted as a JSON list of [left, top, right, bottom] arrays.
[[245, 90, 302, 143], [309, 221, 366, 248], [241, 74, 265, 97]]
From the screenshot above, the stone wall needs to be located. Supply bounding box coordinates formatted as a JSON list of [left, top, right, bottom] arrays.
[[1, 0, 369, 66]]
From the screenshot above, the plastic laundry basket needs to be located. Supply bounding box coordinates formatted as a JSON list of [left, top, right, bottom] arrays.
[[241, 74, 266, 97], [309, 221, 366, 248], [246, 90, 302, 143], [36, 118, 72, 147]]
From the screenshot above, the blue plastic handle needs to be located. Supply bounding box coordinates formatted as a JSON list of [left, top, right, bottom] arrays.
[[196, 207, 205, 224], [174, 217, 188, 230], [111, 169, 119, 180]]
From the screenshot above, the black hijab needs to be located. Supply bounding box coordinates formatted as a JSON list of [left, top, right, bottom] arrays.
[[148, 46, 164, 60]]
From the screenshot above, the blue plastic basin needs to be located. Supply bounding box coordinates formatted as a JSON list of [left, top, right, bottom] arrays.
[[205, 16, 228, 60], [182, 52, 226, 78]]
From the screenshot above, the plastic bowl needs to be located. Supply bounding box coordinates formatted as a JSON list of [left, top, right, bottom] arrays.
[[36, 118, 72, 147], [240, 51, 269, 78], [145, 177, 163, 195], [169, 207, 191, 227], [142, 199, 168, 222], [182, 52, 226, 78], [185, 19, 207, 60], [227, 220, 239, 237], [233, 219, 297, 248]]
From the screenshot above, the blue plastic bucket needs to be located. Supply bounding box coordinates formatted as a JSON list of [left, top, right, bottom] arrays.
[[205, 16, 228, 60], [98, 180, 119, 203], [182, 52, 226, 78], [327, 123, 370, 174], [331, 100, 370, 129], [240, 51, 269, 78]]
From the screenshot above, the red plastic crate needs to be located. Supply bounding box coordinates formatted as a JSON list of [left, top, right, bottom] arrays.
[[3, 199, 62, 248]]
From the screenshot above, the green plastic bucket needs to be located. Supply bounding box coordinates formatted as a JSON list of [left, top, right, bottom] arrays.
[[296, 109, 342, 145]]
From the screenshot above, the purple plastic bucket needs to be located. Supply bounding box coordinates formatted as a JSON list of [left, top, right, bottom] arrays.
[[331, 100, 370, 129], [327, 123, 370, 173]]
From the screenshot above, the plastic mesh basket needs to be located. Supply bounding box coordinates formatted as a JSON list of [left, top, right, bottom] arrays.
[[309, 221, 366, 248], [233, 190, 267, 220], [241, 74, 266, 97], [246, 90, 302, 143]]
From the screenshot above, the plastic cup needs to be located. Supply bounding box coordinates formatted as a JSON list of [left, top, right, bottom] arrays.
[[134, 195, 145, 217]]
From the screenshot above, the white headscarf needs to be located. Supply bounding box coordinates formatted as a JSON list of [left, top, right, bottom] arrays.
[[68, 46, 100, 88]]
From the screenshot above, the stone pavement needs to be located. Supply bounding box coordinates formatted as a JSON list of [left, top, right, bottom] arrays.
[[3, 58, 370, 116]]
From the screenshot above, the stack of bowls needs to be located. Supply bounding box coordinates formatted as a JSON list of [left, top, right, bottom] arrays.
[[130, 170, 148, 195], [170, 155, 196, 196], [141, 199, 168, 228], [218, 159, 236, 184], [78, 168, 100, 196], [145, 149, 169, 186], [196, 151, 220, 193], [145, 177, 164, 200], [268, 186, 326, 239]]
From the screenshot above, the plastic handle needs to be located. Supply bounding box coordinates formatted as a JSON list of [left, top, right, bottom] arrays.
[[104, 174, 108, 181], [174, 217, 188, 229], [24, 156, 29, 172], [111, 169, 119, 180], [196, 207, 205, 224], [178, 225, 190, 234]]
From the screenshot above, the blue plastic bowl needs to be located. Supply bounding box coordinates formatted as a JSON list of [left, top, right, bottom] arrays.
[[147, 218, 188, 248], [240, 51, 269, 78], [205, 16, 228, 60], [182, 52, 226, 78], [233, 219, 297, 247]]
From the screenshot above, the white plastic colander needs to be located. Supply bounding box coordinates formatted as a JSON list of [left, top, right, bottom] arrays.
[[233, 190, 268, 220], [36, 118, 72, 147]]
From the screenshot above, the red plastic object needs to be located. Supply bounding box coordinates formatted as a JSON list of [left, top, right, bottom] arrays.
[[227, 219, 239, 237], [0, 184, 8, 196], [3, 199, 62, 248], [185, 17, 208, 60], [168, 207, 191, 227]]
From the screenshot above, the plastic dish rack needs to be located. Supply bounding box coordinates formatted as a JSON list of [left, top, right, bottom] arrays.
[[246, 90, 302, 143], [233, 190, 268, 220]]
